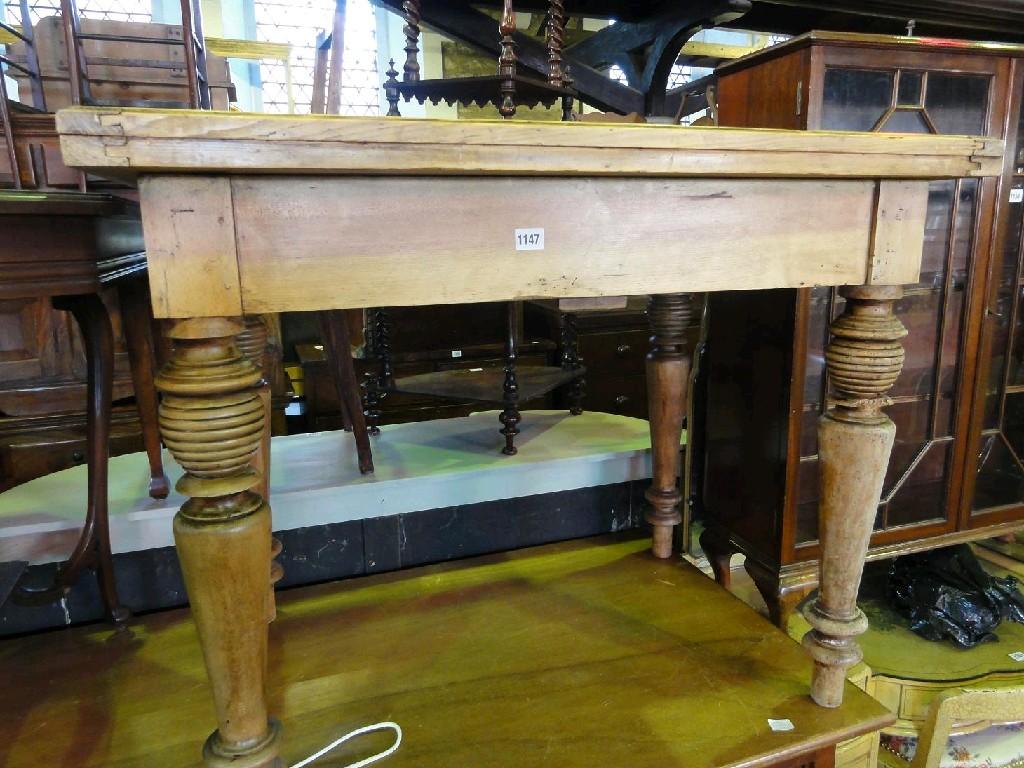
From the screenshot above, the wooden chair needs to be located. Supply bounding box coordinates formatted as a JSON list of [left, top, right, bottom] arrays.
[[307, 1, 375, 474], [881, 687, 1024, 768], [1, 4, 222, 622], [0, 0, 52, 189], [58, 0, 211, 108]]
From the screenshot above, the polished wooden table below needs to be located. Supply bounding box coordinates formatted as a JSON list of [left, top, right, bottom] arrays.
[[0, 535, 894, 768], [55, 108, 1004, 768]]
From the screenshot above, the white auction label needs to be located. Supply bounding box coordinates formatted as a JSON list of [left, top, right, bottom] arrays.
[[767, 719, 795, 732], [515, 228, 545, 251], [1010, 188, 1024, 204], [1009, 651, 1024, 662]]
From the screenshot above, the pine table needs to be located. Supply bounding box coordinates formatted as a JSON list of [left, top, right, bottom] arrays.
[[56, 107, 1004, 768]]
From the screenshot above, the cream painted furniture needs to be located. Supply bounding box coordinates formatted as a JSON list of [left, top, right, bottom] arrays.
[[56, 107, 1004, 768], [788, 561, 1024, 768], [880, 687, 1024, 768]]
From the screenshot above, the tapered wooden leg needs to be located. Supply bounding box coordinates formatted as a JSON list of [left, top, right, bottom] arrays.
[[118, 279, 171, 500], [699, 525, 735, 589], [645, 294, 693, 559], [319, 310, 374, 474], [156, 318, 281, 768], [803, 285, 906, 708]]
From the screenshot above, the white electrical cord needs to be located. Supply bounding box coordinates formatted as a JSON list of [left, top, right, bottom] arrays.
[[291, 721, 403, 768]]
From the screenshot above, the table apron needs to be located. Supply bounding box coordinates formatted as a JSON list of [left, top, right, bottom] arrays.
[[137, 174, 929, 318]]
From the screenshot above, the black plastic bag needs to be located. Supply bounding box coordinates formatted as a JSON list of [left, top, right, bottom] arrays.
[[887, 545, 1024, 648]]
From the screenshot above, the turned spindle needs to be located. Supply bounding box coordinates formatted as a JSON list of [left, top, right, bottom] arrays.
[[156, 317, 281, 768], [802, 285, 907, 707], [384, 58, 401, 116], [560, 67, 575, 122], [498, 0, 517, 118], [645, 293, 693, 559], [500, 302, 521, 455], [402, 0, 421, 83], [560, 311, 584, 415], [363, 307, 392, 436]]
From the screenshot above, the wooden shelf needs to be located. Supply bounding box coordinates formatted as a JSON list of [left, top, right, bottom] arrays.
[[391, 364, 583, 404]]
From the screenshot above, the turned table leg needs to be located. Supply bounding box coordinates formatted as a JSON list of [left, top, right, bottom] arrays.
[[645, 293, 693, 559], [118, 278, 171, 499], [156, 318, 281, 768], [803, 285, 906, 708], [236, 315, 285, 621]]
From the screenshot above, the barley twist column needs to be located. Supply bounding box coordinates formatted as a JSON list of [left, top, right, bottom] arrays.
[[402, 0, 421, 83], [498, 0, 517, 118], [546, 0, 565, 87], [803, 285, 906, 707], [645, 293, 693, 559], [156, 317, 281, 768]]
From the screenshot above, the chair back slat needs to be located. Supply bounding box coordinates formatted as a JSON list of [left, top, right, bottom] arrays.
[[912, 687, 1024, 768], [58, 0, 211, 109]]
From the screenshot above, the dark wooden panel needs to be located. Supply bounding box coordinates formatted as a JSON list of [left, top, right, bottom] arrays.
[[718, 47, 809, 130]]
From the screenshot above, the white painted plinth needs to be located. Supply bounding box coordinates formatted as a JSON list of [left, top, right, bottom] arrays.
[[0, 410, 672, 565]]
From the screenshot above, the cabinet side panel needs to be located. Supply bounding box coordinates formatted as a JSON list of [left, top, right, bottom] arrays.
[[702, 289, 795, 561], [717, 49, 808, 130]]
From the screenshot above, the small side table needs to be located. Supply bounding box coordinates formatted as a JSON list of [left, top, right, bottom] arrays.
[[1, 190, 168, 624]]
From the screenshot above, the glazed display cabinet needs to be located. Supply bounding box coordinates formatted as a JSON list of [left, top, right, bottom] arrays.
[[698, 32, 1024, 622]]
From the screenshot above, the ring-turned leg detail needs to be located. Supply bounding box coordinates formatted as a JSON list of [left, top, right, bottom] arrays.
[[237, 314, 283, 622], [803, 285, 906, 708], [645, 293, 693, 559], [156, 317, 282, 768]]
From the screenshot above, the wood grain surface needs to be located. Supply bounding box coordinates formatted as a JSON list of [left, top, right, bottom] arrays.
[[56, 107, 1004, 180], [135, 174, 929, 318], [0, 535, 894, 768]]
